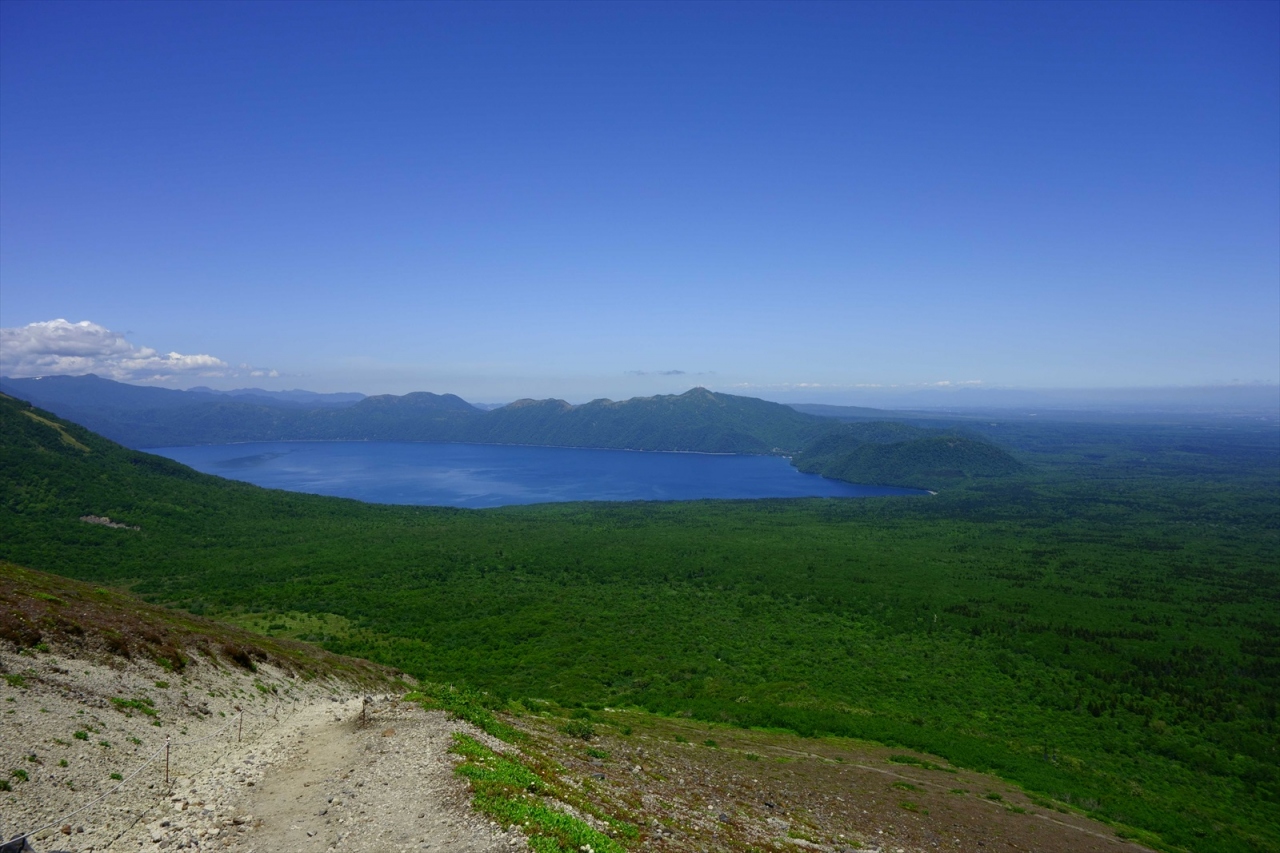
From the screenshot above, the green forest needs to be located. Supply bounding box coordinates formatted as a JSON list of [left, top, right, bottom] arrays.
[[791, 421, 1024, 489], [1, 392, 1277, 852]]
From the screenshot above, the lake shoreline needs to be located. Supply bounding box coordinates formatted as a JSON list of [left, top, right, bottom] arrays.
[[141, 437, 752, 456], [149, 439, 929, 508]]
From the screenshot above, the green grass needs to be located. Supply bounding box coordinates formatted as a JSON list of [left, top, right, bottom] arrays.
[[406, 686, 525, 743], [450, 733, 629, 853], [560, 720, 596, 740], [887, 754, 955, 772], [110, 697, 157, 717]]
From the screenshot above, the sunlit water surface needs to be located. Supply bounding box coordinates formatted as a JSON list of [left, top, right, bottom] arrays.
[[149, 441, 927, 508]]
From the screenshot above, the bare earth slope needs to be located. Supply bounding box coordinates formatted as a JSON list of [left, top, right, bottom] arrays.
[[0, 564, 518, 853]]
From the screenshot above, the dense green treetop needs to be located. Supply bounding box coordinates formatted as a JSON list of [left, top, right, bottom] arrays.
[[794, 422, 1025, 490]]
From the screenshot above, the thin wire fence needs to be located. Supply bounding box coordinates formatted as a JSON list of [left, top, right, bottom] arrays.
[[9, 697, 302, 848], [10, 742, 167, 846]]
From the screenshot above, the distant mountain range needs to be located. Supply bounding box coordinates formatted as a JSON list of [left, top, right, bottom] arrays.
[[0, 374, 826, 453], [0, 374, 1024, 489], [187, 386, 366, 406]]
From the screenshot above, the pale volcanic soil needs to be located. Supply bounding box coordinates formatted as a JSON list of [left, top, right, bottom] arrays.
[[0, 646, 521, 853]]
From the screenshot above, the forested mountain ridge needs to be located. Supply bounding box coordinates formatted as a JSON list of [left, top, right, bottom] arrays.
[[794, 422, 1025, 490], [468, 387, 830, 453], [0, 376, 833, 454], [0, 373, 362, 411]]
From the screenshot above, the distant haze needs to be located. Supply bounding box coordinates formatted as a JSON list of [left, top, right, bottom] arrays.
[[781, 383, 1280, 415], [1, 3, 1276, 399]]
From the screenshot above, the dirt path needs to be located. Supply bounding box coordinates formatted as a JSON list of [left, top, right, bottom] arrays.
[[0, 644, 522, 853], [222, 699, 523, 853]]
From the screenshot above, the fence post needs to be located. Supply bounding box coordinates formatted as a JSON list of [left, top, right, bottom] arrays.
[[164, 738, 170, 788], [238, 711, 243, 742]]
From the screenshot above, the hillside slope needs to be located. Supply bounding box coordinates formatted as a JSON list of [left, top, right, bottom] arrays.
[[793, 422, 1024, 490], [2, 563, 1148, 853], [0, 562, 528, 853], [472, 387, 827, 453]]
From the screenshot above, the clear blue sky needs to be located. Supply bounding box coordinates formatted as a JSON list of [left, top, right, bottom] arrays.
[[2, 0, 1277, 403]]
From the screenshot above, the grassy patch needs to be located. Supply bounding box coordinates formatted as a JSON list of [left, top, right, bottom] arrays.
[[560, 719, 596, 741], [887, 754, 954, 772], [406, 686, 525, 743], [450, 733, 628, 853], [110, 696, 157, 717]]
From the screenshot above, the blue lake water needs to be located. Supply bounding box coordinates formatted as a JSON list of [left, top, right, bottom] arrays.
[[149, 441, 928, 508]]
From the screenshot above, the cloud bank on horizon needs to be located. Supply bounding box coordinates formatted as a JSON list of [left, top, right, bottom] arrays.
[[0, 319, 277, 383]]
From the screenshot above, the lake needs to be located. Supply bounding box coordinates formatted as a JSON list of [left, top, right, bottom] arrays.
[[149, 441, 928, 508]]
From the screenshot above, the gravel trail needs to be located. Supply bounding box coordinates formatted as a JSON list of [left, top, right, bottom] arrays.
[[0, 648, 520, 853], [223, 699, 522, 853]]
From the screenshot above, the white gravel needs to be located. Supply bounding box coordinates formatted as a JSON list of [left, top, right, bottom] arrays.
[[0, 646, 523, 853]]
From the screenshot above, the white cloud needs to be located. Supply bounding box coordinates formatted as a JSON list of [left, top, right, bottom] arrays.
[[0, 319, 268, 382]]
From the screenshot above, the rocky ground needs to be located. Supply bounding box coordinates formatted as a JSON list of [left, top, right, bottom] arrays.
[[517, 709, 1157, 853], [0, 646, 516, 853]]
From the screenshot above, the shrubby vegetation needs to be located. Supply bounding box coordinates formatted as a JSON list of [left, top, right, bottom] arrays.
[[1, 392, 1277, 851]]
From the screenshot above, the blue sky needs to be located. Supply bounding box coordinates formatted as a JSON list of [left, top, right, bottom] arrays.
[[1, 1, 1277, 403]]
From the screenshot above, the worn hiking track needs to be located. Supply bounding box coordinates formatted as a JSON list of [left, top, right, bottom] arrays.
[[222, 700, 523, 853]]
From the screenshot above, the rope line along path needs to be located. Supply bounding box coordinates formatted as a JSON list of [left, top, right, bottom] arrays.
[[8, 742, 166, 848], [9, 701, 293, 850], [101, 701, 299, 851]]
